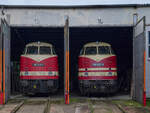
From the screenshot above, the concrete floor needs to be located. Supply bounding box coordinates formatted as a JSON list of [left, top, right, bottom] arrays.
[[0, 98, 150, 113], [9, 91, 131, 101]]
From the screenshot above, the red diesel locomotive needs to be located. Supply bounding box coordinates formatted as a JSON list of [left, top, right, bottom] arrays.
[[20, 42, 59, 94], [78, 42, 118, 95]]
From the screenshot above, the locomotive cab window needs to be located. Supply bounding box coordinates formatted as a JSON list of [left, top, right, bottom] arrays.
[[98, 46, 110, 54], [26, 46, 38, 55], [85, 47, 97, 55], [40, 46, 51, 54]]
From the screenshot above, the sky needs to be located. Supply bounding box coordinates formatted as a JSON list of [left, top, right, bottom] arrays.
[[0, 0, 150, 6]]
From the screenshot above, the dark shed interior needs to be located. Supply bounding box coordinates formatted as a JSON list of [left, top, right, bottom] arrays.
[[11, 27, 133, 96]]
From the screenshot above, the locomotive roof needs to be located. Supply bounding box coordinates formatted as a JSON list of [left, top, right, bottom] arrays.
[[26, 42, 53, 47], [84, 42, 111, 47]]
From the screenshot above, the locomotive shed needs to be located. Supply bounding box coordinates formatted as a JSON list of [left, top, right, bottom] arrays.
[[0, 4, 150, 105]]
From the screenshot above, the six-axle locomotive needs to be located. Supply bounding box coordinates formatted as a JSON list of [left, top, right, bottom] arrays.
[[20, 41, 118, 95], [20, 42, 59, 94]]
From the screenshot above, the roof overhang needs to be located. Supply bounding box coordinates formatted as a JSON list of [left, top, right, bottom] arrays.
[[0, 4, 150, 9]]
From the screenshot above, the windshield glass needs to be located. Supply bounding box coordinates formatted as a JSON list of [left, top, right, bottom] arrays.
[[98, 46, 110, 54], [40, 46, 51, 54], [26, 46, 38, 54], [85, 47, 97, 55]]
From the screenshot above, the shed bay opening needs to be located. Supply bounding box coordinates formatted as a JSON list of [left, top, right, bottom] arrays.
[[10, 27, 133, 96]]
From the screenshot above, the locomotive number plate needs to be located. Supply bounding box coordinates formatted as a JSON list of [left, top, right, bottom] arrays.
[[32, 63, 45, 67], [92, 63, 104, 67]]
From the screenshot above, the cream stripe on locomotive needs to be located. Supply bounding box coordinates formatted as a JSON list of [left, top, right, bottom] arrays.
[[78, 72, 117, 76], [21, 55, 57, 62], [20, 71, 58, 76], [79, 68, 117, 71], [79, 55, 115, 62]]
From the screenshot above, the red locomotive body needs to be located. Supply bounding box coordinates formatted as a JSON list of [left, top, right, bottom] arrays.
[[78, 42, 117, 95], [20, 42, 59, 94]]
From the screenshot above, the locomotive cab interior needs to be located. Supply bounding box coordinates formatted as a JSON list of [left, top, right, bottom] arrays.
[[10, 27, 133, 98]]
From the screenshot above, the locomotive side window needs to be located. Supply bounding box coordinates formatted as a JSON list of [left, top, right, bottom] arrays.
[[23, 48, 26, 54], [110, 47, 115, 54], [80, 48, 84, 55], [40, 46, 51, 54], [85, 47, 97, 55], [52, 47, 56, 55], [98, 46, 110, 54], [26, 46, 38, 54]]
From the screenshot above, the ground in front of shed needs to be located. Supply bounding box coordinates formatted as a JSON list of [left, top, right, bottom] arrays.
[[0, 98, 150, 113]]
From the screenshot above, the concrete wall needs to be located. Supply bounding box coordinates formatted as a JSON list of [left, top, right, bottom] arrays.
[[0, 7, 137, 27], [0, 7, 148, 27]]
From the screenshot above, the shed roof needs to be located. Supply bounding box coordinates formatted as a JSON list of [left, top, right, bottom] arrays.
[[0, 0, 150, 8]]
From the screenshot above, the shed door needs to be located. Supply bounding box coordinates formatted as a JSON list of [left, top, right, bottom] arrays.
[[133, 16, 146, 104], [0, 19, 10, 104]]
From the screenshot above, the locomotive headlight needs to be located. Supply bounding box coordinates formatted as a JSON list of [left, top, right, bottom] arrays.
[[54, 72, 57, 76], [84, 72, 88, 76], [48, 72, 53, 76], [25, 71, 28, 75]]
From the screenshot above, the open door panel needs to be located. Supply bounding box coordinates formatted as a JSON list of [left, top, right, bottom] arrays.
[[0, 19, 10, 104], [133, 16, 146, 105]]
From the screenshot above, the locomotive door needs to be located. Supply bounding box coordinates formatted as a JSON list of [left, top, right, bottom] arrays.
[[133, 16, 146, 105], [0, 19, 10, 104]]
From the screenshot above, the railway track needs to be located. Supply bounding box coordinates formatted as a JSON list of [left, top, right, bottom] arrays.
[[10, 99, 127, 113], [44, 99, 51, 113], [115, 104, 127, 113], [1, 98, 148, 113], [11, 98, 51, 113], [11, 100, 25, 113]]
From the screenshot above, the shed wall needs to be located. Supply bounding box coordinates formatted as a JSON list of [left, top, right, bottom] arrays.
[[0, 7, 136, 26], [0, 6, 150, 97]]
